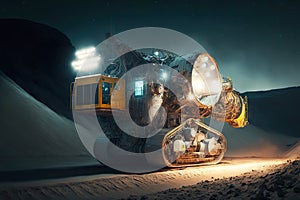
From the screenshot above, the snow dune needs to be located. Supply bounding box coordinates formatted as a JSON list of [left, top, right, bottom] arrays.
[[0, 72, 96, 171]]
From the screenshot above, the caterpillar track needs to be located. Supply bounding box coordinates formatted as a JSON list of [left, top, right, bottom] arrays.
[[162, 118, 226, 167]]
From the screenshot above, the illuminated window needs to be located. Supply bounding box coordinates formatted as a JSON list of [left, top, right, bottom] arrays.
[[102, 82, 112, 104], [134, 80, 144, 97]]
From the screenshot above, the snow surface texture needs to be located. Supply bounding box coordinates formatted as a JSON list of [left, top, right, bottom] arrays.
[[0, 72, 95, 171], [130, 160, 300, 200], [222, 123, 298, 157], [0, 158, 299, 199]]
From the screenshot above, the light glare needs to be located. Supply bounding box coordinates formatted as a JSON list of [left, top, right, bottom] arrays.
[[75, 47, 96, 57], [72, 46, 100, 71], [201, 56, 209, 62], [162, 72, 168, 79]]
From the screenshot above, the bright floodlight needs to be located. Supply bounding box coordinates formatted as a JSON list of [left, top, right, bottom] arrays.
[[71, 60, 84, 70], [72, 46, 100, 71], [75, 47, 96, 58], [192, 53, 222, 106], [154, 51, 159, 56]]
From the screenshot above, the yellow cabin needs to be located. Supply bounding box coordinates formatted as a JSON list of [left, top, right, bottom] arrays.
[[71, 74, 125, 111]]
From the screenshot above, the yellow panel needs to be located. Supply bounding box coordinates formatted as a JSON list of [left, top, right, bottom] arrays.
[[229, 96, 248, 128], [111, 79, 125, 110]]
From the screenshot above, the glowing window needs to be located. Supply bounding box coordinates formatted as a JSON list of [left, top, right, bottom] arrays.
[[134, 80, 144, 97], [102, 82, 112, 104]]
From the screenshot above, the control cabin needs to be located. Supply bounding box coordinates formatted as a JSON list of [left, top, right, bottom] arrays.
[[71, 74, 125, 112]]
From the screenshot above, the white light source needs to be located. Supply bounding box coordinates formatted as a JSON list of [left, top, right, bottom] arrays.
[[71, 46, 100, 71], [76, 51, 95, 59], [71, 60, 84, 70], [192, 53, 222, 106], [154, 51, 159, 56], [162, 72, 168, 79], [75, 47, 96, 57], [201, 56, 209, 62]]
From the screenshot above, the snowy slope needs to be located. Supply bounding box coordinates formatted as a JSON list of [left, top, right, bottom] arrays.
[[0, 19, 76, 119], [219, 87, 300, 157], [285, 141, 300, 159], [222, 124, 299, 157], [0, 72, 95, 171]]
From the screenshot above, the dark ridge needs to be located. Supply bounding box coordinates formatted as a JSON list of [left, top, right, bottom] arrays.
[[243, 86, 300, 98], [0, 18, 76, 118], [242, 86, 300, 137]]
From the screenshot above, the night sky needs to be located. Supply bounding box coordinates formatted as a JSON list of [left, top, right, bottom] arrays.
[[1, 0, 300, 92]]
